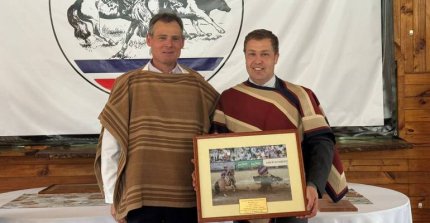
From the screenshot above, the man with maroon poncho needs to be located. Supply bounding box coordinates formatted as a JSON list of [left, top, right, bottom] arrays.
[[212, 29, 336, 223]]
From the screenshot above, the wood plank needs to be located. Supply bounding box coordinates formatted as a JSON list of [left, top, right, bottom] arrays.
[[373, 183, 409, 195], [404, 84, 430, 96], [426, 0, 430, 70], [340, 148, 412, 159], [398, 75, 407, 138], [405, 146, 430, 158], [0, 157, 94, 165], [405, 73, 430, 84], [400, 0, 415, 72], [404, 121, 430, 134], [343, 159, 408, 171], [402, 134, 430, 144], [345, 171, 408, 184], [0, 176, 97, 192], [410, 183, 430, 196], [408, 172, 430, 183], [35, 147, 96, 159], [412, 209, 430, 222], [394, 0, 401, 48], [403, 96, 430, 109], [0, 148, 38, 157], [409, 159, 430, 170], [410, 196, 430, 209], [405, 109, 430, 121], [336, 137, 412, 152], [413, 0, 427, 72], [319, 197, 357, 212], [0, 164, 95, 178]]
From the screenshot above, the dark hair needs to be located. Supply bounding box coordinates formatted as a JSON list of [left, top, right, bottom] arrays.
[[244, 29, 279, 54], [148, 12, 184, 36]]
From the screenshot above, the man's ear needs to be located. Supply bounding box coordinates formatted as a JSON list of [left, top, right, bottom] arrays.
[[146, 35, 152, 47], [274, 53, 280, 64]]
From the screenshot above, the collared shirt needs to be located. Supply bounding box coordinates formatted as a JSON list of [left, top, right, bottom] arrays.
[[249, 74, 276, 88], [101, 62, 186, 203], [146, 61, 185, 74]]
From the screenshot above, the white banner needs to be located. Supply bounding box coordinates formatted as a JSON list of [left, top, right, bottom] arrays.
[[0, 0, 383, 136]]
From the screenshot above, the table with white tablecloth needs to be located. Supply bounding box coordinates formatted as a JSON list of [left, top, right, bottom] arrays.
[[310, 183, 412, 223], [0, 183, 412, 223]]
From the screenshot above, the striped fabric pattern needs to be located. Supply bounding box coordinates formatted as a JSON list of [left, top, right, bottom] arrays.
[[326, 148, 348, 202], [94, 68, 219, 219], [213, 81, 348, 203]]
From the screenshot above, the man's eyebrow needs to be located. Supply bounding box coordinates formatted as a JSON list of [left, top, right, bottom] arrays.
[[155, 34, 182, 38], [246, 49, 271, 53]]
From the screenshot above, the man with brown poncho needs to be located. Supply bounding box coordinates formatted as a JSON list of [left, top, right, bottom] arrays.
[[94, 12, 219, 223]]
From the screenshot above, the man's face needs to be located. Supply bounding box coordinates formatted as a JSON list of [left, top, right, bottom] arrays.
[[146, 21, 184, 69], [244, 38, 279, 85]]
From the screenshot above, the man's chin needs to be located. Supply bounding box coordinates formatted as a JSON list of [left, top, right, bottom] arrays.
[[160, 59, 178, 65], [250, 77, 269, 85]]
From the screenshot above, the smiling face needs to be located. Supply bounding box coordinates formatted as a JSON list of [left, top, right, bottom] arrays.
[[146, 20, 184, 73], [244, 38, 279, 85]]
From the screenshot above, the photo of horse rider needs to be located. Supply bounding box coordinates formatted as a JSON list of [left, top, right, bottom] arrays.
[[214, 165, 237, 196], [254, 165, 283, 192], [208, 145, 291, 206]]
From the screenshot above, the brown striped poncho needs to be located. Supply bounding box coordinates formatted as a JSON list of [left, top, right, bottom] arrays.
[[94, 68, 219, 219], [212, 78, 347, 202]]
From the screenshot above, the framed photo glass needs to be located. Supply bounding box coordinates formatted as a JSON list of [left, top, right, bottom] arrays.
[[193, 130, 309, 222]]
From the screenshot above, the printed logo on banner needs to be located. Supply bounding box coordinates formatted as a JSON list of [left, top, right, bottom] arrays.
[[49, 0, 244, 93]]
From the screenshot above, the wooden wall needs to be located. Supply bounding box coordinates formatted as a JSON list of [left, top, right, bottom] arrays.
[[396, 0, 430, 143], [387, 0, 429, 222], [334, 1, 430, 222], [0, 156, 96, 193], [0, 1, 430, 222], [340, 146, 430, 222], [0, 146, 97, 193]]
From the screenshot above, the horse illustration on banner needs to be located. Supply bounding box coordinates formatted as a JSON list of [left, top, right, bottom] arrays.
[[67, 0, 231, 58]]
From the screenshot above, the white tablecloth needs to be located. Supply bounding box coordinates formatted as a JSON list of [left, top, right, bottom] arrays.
[[0, 183, 412, 223], [310, 183, 412, 223]]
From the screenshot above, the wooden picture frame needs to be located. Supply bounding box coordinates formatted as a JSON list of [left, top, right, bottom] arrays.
[[193, 130, 309, 222]]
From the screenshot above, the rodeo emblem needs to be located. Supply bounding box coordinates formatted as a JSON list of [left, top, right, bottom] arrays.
[[50, 0, 243, 92]]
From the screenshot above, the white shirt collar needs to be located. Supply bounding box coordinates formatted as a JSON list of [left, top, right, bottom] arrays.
[[249, 75, 276, 88], [143, 61, 187, 74]]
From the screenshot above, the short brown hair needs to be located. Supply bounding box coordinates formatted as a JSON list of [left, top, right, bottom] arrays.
[[244, 29, 279, 54], [148, 12, 184, 36]]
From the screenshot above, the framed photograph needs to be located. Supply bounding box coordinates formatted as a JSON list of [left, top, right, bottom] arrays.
[[193, 130, 309, 222]]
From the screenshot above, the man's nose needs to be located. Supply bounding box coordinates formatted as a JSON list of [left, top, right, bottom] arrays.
[[254, 56, 263, 63], [165, 38, 174, 46]]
